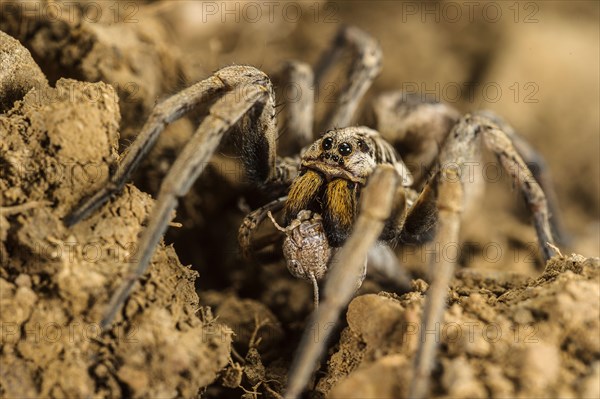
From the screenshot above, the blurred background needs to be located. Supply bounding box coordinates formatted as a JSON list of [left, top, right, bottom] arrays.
[[2, 0, 598, 282], [1, 1, 598, 397], [163, 0, 600, 258]]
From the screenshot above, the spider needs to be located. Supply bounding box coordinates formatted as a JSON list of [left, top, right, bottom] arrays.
[[65, 27, 562, 399]]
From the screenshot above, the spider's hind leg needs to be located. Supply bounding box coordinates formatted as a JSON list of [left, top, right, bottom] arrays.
[[272, 61, 315, 155], [315, 26, 383, 131], [476, 110, 567, 245]]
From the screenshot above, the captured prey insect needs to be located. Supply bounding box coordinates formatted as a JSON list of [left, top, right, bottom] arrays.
[[64, 26, 563, 399]]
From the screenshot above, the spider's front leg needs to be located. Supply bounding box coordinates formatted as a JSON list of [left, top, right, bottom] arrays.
[[408, 114, 560, 399], [63, 66, 289, 328], [238, 196, 288, 260], [284, 165, 407, 399]]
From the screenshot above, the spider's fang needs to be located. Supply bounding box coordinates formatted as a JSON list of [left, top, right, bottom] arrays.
[[324, 178, 356, 245], [284, 170, 323, 222]]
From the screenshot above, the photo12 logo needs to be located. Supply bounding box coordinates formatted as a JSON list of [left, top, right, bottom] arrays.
[[10, 155, 108, 189], [400, 81, 540, 104], [401, 321, 539, 344], [0, 1, 139, 24], [27, 239, 139, 265], [1, 321, 138, 344], [199, 1, 339, 24], [400, 2, 540, 24]]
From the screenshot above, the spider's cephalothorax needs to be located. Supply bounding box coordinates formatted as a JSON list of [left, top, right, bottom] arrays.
[[283, 127, 413, 246]]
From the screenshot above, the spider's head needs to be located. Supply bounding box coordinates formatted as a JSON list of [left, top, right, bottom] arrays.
[[284, 127, 409, 246], [300, 127, 378, 185]]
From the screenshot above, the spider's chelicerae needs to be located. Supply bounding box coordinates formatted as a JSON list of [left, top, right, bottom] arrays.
[[66, 27, 563, 399]]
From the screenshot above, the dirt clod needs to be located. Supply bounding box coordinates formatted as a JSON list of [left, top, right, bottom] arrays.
[[0, 37, 230, 398], [318, 255, 599, 399]]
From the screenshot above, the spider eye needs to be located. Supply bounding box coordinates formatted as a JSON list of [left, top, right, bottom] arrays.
[[322, 137, 333, 151], [357, 139, 370, 152], [338, 142, 353, 156]]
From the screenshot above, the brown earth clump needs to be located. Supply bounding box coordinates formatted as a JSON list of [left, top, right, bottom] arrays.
[[0, 31, 230, 398]]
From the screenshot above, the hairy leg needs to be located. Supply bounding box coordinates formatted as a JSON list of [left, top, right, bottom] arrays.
[[238, 196, 287, 259], [409, 169, 463, 399], [409, 114, 559, 399], [364, 91, 461, 184], [284, 165, 404, 399], [64, 66, 278, 227], [83, 66, 280, 328], [64, 76, 224, 226], [476, 110, 566, 245], [315, 26, 383, 131], [274, 61, 315, 155], [478, 116, 557, 261]]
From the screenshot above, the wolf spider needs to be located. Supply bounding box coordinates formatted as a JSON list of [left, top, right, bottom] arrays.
[[65, 27, 562, 398]]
